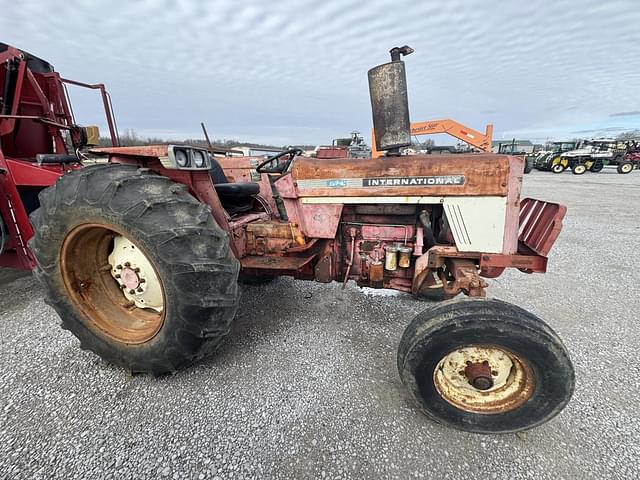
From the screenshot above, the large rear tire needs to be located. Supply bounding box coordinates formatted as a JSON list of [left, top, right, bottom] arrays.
[[589, 160, 604, 172], [397, 298, 574, 433], [617, 161, 634, 174], [29, 164, 240, 375]]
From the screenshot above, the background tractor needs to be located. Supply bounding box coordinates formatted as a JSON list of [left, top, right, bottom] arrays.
[[560, 139, 628, 175], [1, 43, 574, 434], [533, 141, 578, 173], [611, 140, 639, 174]]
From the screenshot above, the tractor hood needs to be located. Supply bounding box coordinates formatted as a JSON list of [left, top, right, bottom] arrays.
[[289, 154, 520, 198], [562, 147, 593, 156], [90, 145, 172, 157]]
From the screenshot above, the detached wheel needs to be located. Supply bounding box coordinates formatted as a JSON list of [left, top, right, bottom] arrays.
[[29, 164, 240, 375], [571, 164, 587, 175], [617, 161, 634, 174], [397, 298, 574, 433]]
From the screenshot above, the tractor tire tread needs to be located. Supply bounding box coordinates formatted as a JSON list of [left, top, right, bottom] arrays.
[[397, 298, 574, 433], [29, 164, 240, 375]]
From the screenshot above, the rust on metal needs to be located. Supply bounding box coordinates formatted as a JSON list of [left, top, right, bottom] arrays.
[[433, 345, 535, 414], [368, 57, 411, 152], [291, 155, 512, 198], [438, 258, 487, 297], [314, 254, 333, 283], [59, 223, 165, 344], [518, 197, 566, 257], [90, 145, 170, 157], [464, 361, 494, 390], [240, 254, 316, 271]]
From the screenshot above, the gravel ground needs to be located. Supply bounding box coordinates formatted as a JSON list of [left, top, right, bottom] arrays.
[[1, 167, 639, 479]]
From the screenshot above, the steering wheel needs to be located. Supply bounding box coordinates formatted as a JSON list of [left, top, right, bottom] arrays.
[[256, 148, 303, 174]]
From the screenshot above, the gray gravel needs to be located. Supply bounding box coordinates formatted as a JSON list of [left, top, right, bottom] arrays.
[[1, 166, 639, 479]]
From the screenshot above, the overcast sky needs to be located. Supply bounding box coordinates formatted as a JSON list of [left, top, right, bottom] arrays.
[[2, 0, 639, 146]]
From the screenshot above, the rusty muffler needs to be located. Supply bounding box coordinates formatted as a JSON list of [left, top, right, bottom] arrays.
[[368, 46, 413, 156]]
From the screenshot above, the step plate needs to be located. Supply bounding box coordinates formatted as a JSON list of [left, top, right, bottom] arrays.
[[241, 255, 315, 272]]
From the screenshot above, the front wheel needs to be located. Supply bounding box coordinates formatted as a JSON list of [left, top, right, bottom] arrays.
[[571, 163, 587, 175], [551, 163, 566, 174], [29, 164, 240, 375], [397, 298, 574, 433]]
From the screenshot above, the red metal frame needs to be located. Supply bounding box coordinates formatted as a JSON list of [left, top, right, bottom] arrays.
[[0, 43, 119, 269]]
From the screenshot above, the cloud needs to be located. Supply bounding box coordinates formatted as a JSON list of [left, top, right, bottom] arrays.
[[609, 111, 640, 117], [571, 127, 628, 134], [1, 0, 639, 145]]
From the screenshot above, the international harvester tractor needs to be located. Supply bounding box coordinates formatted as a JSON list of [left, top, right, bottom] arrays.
[[0, 43, 573, 433]]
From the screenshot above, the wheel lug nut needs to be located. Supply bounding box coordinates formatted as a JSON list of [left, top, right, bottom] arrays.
[[136, 287, 143, 293], [124, 262, 131, 267], [129, 289, 136, 295], [114, 274, 121, 279], [134, 267, 140, 273], [116, 264, 123, 270], [139, 278, 146, 283]]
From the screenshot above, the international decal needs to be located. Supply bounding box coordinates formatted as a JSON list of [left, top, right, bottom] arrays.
[[296, 175, 465, 189]]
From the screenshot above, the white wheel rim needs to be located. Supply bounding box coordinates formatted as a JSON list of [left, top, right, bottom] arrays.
[[433, 345, 535, 414], [622, 164, 632, 173], [108, 236, 164, 312]]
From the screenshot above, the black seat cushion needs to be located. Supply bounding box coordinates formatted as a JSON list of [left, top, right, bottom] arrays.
[[214, 182, 260, 198], [209, 157, 259, 207]]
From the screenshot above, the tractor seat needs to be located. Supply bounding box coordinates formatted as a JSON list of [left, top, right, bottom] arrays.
[[214, 182, 260, 198], [210, 157, 260, 199], [209, 158, 260, 214]]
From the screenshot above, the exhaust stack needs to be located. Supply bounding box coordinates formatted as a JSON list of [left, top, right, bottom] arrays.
[[368, 46, 413, 156]]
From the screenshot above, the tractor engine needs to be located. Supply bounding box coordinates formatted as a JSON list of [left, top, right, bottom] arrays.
[[339, 204, 445, 291]]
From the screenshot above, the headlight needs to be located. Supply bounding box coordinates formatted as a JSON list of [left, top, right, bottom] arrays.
[[193, 150, 206, 168], [163, 145, 210, 170], [175, 149, 189, 167]]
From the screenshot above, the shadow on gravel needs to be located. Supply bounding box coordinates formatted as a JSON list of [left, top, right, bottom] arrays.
[[0, 268, 38, 313], [214, 277, 304, 357], [0, 267, 31, 287]]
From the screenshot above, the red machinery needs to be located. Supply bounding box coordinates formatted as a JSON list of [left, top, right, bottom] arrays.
[[0, 42, 119, 269], [2, 43, 574, 434]]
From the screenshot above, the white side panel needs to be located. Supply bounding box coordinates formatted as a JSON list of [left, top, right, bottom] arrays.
[[443, 197, 506, 253]]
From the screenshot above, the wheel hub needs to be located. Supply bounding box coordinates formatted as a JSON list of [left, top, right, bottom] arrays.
[[433, 345, 535, 414], [60, 223, 165, 344], [120, 268, 140, 290], [464, 360, 493, 390], [109, 236, 163, 312]]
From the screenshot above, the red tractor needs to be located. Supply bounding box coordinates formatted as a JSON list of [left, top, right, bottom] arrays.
[[1, 43, 574, 434]]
